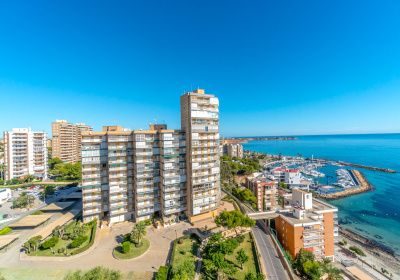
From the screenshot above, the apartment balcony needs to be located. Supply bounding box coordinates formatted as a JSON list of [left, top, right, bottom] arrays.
[[82, 180, 102, 187], [193, 197, 219, 207], [191, 158, 218, 163], [109, 152, 128, 157], [83, 202, 103, 208], [192, 176, 219, 185], [162, 136, 182, 141], [303, 234, 324, 241], [82, 138, 102, 143], [83, 208, 103, 215], [109, 187, 128, 194], [303, 227, 323, 234], [110, 202, 128, 209], [109, 208, 128, 216], [137, 208, 155, 216], [109, 173, 128, 178], [163, 191, 187, 200], [110, 195, 127, 201], [164, 205, 187, 214], [83, 173, 101, 179], [135, 158, 157, 164], [162, 185, 187, 193], [136, 180, 154, 186], [162, 164, 181, 171], [193, 191, 219, 200], [109, 137, 131, 142], [83, 195, 102, 201], [163, 175, 186, 185]]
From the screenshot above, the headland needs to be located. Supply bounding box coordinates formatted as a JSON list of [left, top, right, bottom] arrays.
[[222, 136, 297, 144]]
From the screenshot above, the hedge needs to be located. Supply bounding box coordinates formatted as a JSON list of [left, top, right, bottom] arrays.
[[70, 235, 88, 248], [72, 224, 97, 255], [42, 236, 59, 249], [0, 227, 12, 235], [123, 241, 130, 253], [155, 266, 168, 280]]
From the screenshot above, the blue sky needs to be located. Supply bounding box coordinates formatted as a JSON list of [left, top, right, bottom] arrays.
[[1, 0, 400, 137]]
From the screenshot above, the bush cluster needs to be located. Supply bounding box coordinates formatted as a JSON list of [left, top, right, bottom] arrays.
[[155, 266, 168, 280], [70, 235, 88, 248], [0, 227, 12, 236], [31, 210, 43, 215], [349, 246, 366, 256], [122, 241, 130, 253], [42, 236, 59, 249]]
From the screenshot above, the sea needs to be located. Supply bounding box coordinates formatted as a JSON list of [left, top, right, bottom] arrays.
[[241, 133, 400, 257]]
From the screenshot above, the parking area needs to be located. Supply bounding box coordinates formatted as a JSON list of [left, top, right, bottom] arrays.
[[0, 185, 74, 222]]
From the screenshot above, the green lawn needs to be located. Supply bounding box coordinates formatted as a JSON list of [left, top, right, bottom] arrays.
[[169, 234, 200, 279], [113, 238, 150, 260], [28, 220, 95, 257], [225, 233, 259, 279]]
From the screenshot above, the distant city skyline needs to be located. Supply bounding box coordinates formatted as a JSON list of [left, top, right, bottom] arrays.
[[1, 0, 400, 137]]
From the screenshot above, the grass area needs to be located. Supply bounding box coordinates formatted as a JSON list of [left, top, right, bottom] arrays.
[[0, 181, 77, 190], [30, 210, 43, 215], [113, 238, 150, 260], [28, 220, 95, 257], [225, 233, 259, 279], [172, 235, 200, 269], [0, 226, 12, 235]]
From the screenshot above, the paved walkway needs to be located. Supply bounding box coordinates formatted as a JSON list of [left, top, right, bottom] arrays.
[[0, 221, 192, 273]]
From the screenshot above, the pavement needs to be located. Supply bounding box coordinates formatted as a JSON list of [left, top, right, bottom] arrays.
[[0, 220, 192, 273], [252, 221, 289, 280], [0, 187, 80, 230]]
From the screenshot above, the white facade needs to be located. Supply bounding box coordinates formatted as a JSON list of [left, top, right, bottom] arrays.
[[0, 188, 12, 204], [3, 128, 47, 181], [269, 167, 301, 186]]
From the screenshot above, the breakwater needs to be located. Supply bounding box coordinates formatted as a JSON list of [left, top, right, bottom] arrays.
[[339, 162, 398, 173], [316, 170, 374, 200]]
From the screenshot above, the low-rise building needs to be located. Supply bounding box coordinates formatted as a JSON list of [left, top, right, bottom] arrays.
[[245, 176, 278, 211], [268, 167, 301, 187], [275, 188, 338, 261]]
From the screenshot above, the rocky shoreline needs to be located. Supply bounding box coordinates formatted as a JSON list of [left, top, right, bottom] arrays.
[[339, 226, 400, 276], [222, 136, 297, 144]]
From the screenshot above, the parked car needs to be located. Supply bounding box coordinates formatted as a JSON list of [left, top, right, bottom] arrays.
[[7, 197, 16, 202], [15, 188, 22, 191], [3, 214, 9, 219], [29, 186, 35, 190], [39, 186, 44, 190]]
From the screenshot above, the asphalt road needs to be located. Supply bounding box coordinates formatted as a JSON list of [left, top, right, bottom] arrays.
[[0, 186, 80, 230], [252, 221, 289, 280]]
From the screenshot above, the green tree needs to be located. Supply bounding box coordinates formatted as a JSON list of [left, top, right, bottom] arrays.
[[64, 266, 122, 280], [131, 221, 147, 245], [278, 153, 282, 160], [322, 264, 343, 280], [278, 182, 288, 189], [245, 272, 265, 280], [45, 185, 55, 196], [203, 252, 236, 280], [0, 164, 7, 180], [236, 248, 249, 269], [24, 174, 36, 182], [303, 259, 322, 280], [0, 272, 5, 280], [48, 157, 63, 170], [215, 210, 255, 236]]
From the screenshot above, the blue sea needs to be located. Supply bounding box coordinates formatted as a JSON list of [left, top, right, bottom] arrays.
[[242, 134, 400, 257]]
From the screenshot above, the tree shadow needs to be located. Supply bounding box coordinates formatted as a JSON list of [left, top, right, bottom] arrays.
[[115, 234, 125, 243]]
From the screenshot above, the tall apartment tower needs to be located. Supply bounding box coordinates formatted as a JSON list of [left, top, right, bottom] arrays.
[[52, 120, 92, 163], [81, 89, 219, 224], [3, 128, 47, 181], [180, 89, 221, 222]]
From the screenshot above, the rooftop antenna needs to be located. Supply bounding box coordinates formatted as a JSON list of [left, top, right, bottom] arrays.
[[154, 119, 158, 124], [163, 120, 166, 124]]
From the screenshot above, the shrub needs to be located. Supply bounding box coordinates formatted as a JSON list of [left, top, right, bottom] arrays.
[[236, 234, 245, 243], [343, 239, 347, 246], [58, 247, 66, 254], [349, 246, 366, 256], [70, 235, 88, 248], [62, 235, 69, 240], [0, 227, 12, 236], [178, 239, 183, 244], [180, 250, 186, 255], [155, 266, 169, 280], [31, 210, 43, 215], [124, 233, 131, 242], [338, 241, 344, 246], [41, 236, 59, 249], [122, 241, 130, 254]]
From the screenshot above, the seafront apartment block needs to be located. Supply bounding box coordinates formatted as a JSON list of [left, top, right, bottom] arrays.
[[52, 120, 92, 163], [275, 188, 339, 261], [81, 89, 220, 224], [245, 176, 278, 211], [3, 128, 47, 181]]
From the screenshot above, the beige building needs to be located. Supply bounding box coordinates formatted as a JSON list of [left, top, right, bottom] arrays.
[[3, 128, 47, 181], [223, 143, 243, 158], [276, 188, 338, 261], [82, 89, 220, 224], [51, 120, 92, 163], [245, 176, 277, 211]]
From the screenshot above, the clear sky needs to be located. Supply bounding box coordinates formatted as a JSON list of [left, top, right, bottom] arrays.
[[1, 0, 400, 137]]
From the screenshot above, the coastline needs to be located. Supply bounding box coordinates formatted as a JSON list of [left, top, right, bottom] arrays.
[[339, 226, 400, 277]]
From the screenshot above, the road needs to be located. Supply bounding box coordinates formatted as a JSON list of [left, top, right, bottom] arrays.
[[0, 186, 80, 230], [252, 221, 289, 280]]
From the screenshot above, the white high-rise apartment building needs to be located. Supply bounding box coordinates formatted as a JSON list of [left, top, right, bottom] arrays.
[[3, 128, 47, 181]]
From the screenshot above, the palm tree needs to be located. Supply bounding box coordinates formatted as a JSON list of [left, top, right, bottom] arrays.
[[131, 222, 147, 245], [322, 264, 344, 280], [0, 164, 7, 180]]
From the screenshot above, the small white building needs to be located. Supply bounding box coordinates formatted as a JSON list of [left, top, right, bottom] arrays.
[[268, 167, 301, 187], [0, 188, 12, 204]]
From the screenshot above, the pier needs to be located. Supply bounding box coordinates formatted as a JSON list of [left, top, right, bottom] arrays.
[[316, 170, 374, 200], [338, 162, 398, 173]]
